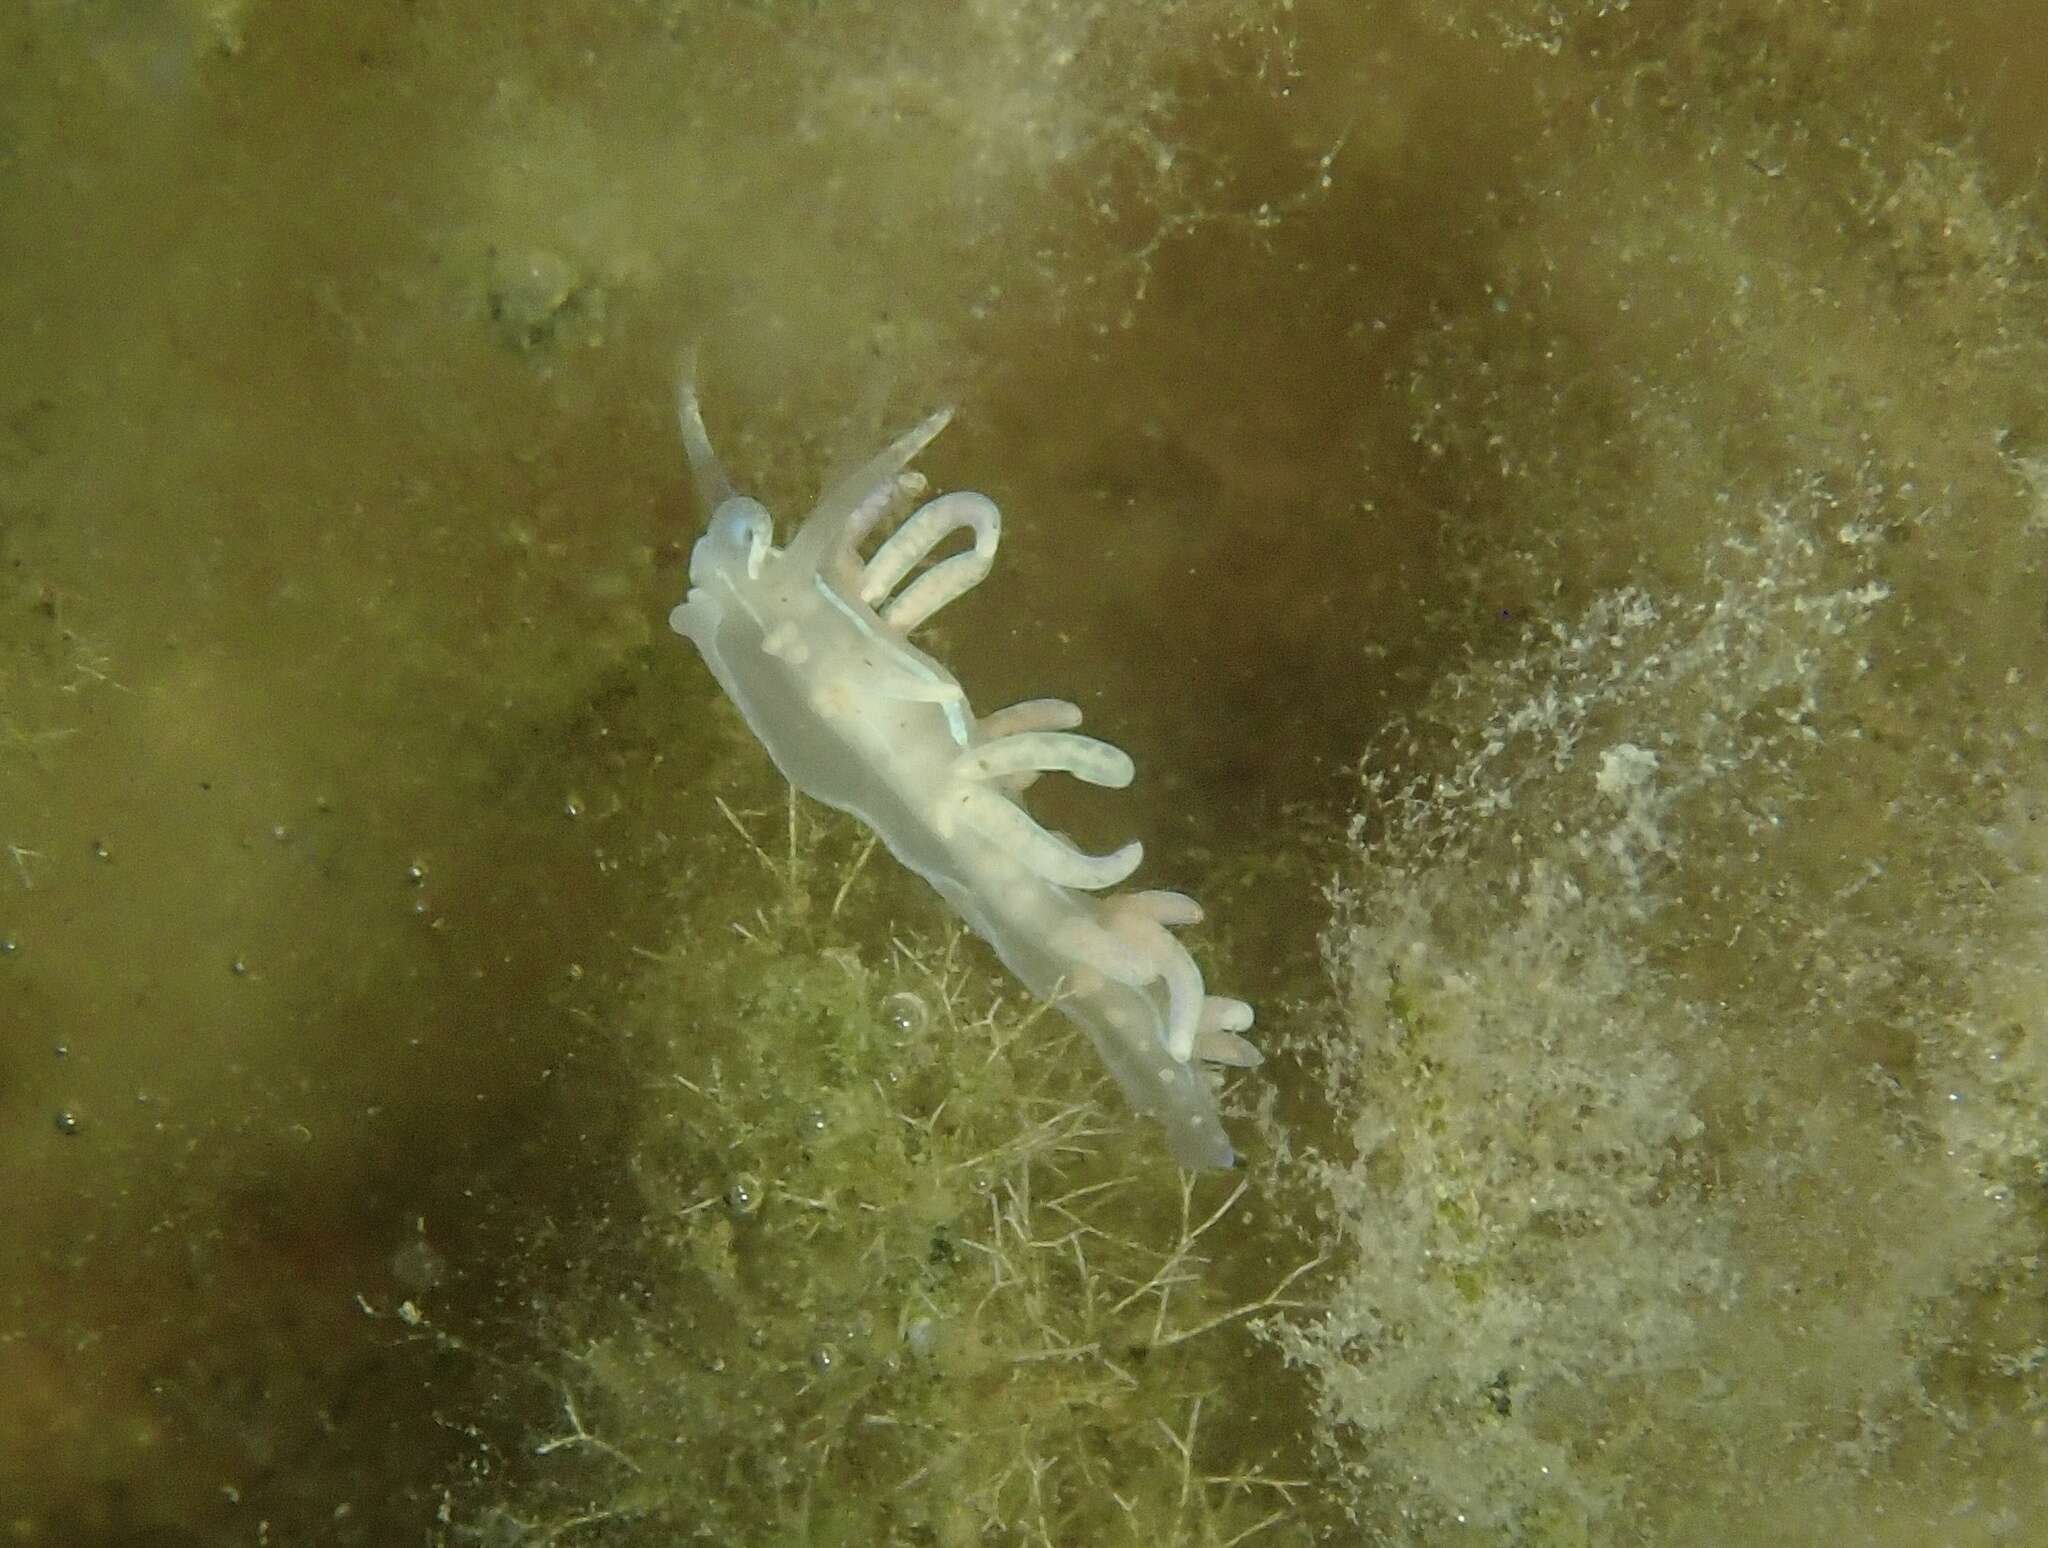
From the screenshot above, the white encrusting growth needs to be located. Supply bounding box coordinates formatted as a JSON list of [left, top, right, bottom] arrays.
[[668, 361, 1258, 1168]]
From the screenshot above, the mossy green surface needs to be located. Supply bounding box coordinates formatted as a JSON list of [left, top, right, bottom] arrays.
[[446, 802, 1316, 1546]]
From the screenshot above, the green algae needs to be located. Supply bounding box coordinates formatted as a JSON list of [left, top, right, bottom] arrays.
[[450, 795, 1317, 1546]]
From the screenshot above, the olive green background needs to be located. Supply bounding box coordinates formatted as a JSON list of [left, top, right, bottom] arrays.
[[3, 2, 2044, 1543]]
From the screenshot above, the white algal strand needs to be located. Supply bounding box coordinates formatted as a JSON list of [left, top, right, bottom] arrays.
[[669, 363, 1258, 1168]]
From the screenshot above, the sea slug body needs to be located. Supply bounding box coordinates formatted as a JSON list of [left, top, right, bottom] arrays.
[[668, 364, 1258, 1168]]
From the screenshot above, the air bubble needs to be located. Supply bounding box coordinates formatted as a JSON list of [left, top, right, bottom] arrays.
[[879, 990, 929, 1037], [725, 1174, 762, 1218]]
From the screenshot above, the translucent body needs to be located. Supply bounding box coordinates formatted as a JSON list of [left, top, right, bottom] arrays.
[[670, 383, 1256, 1168]]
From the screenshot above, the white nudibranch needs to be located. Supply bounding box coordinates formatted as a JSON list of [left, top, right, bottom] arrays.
[[668, 364, 1259, 1168]]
